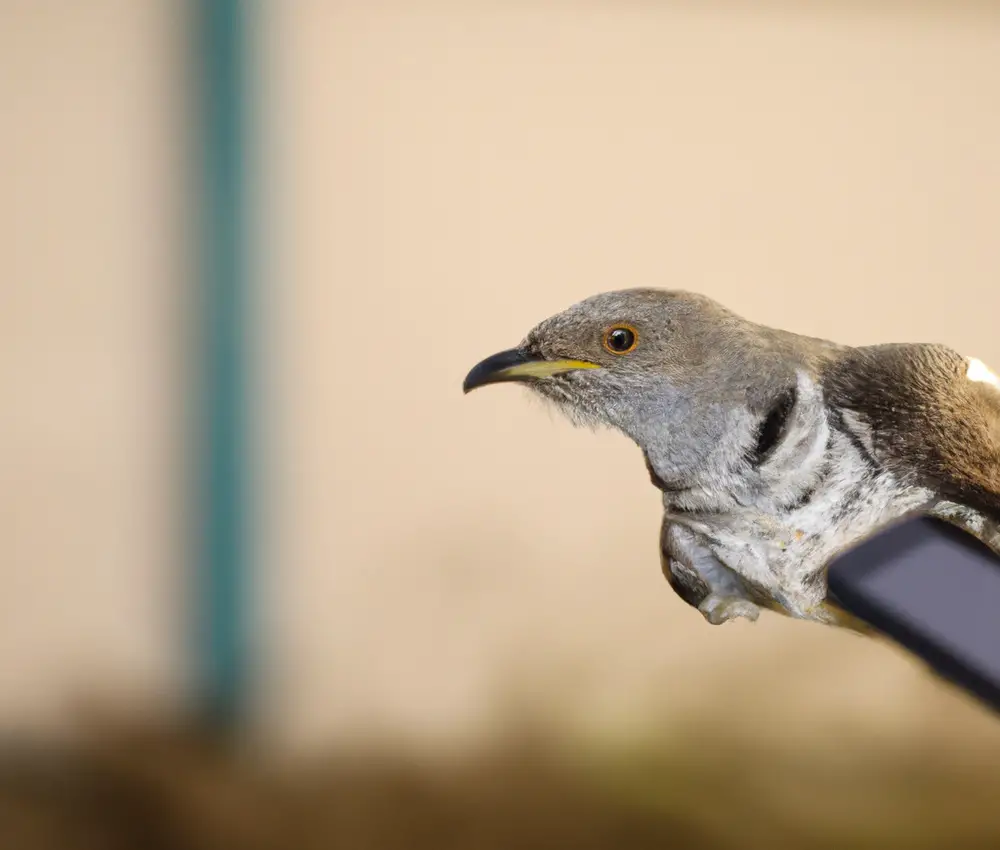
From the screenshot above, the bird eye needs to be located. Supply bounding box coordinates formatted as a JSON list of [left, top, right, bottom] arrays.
[[603, 324, 638, 354]]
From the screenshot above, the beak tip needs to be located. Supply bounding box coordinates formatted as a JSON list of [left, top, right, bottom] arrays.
[[462, 348, 531, 395], [461, 371, 483, 395]]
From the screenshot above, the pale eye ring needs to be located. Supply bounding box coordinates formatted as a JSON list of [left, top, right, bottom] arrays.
[[603, 324, 639, 355]]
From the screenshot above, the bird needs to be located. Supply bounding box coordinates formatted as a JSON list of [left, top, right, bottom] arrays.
[[463, 289, 1000, 630]]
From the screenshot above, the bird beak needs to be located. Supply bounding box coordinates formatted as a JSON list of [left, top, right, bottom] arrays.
[[462, 348, 599, 394]]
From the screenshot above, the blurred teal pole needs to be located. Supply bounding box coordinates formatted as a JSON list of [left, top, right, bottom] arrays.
[[196, 0, 251, 731]]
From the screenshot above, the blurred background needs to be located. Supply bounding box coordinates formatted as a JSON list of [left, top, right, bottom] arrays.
[[3, 1, 1000, 847]]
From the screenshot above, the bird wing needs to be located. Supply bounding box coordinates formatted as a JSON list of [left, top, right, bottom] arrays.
[[822, 343, 1000, 524]]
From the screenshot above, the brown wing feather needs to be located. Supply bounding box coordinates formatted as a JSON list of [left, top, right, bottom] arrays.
[[822, 344, 1000, 522]]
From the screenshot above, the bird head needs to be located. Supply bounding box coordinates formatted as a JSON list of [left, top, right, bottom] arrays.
[[463, 288, 830, 497], [465, 289, 765, 438]]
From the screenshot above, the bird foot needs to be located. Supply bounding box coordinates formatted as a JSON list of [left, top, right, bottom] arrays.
[[698, 594, 761, 625]]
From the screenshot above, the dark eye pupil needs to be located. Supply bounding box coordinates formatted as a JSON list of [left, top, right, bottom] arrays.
[[607, 328, 635, 352]]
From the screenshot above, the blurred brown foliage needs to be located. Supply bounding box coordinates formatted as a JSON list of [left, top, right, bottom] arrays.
[[2, 713, 1000, 850]]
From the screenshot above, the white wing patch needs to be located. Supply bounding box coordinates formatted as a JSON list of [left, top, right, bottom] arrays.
[[967, 357, 1000, 389]]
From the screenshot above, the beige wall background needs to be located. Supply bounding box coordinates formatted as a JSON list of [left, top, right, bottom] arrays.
[[1, 2, 190, 738], [4, 1, 1000, 764], [257, 0, 1000, 757]]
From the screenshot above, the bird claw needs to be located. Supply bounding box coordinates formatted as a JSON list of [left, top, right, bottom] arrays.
[[698, 594, 761, 625]]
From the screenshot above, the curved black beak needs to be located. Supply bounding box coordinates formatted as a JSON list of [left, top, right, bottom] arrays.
[[463, 348, 599, 394], [463, 349, 535, 393]]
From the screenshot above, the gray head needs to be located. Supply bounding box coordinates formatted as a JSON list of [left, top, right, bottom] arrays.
[[464, 288, 838, 497]]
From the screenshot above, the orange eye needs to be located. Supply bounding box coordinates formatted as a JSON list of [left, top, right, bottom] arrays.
[[603, 324, 638, 355]]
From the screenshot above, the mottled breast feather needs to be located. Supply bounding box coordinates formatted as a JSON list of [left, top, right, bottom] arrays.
[[821, 344, 1000, 523]]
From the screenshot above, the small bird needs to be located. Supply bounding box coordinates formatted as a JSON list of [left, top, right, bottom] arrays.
[[463, 289, 1000, 629]]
